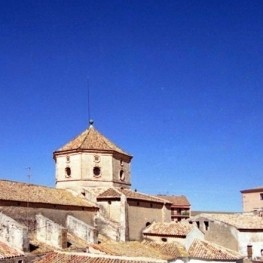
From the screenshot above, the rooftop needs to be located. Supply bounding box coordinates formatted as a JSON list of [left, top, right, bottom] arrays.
[[241, 186, 263, 193], [192, 213, 263, 230], [54, 123, 132, 158], [32, 251, 168, 263], [0, 180, 97, 209], [188, 239, 244, 260], [0, 240, 24, 259], [97, 188, 172, 204], [157, 195, 190, 207], [143, 221, 194, 237]]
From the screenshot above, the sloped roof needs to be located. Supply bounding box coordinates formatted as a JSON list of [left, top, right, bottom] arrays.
[[97, 188, 171, 204], [89, 240, 175, 260], [0, 180, 97, 209], [192, 213, 263, 230], [54, 124, 132, 158], [142, 240, 188, 259], [157, 195, 190, 207], [143, 222, 194, 237], [0, 240, 24, 259], [188, 239, 243, 260], [32, 251, 167, 263]]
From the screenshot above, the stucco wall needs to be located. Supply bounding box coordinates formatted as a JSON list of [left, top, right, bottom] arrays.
[[195, 218, 239, 252], [242, 192, 263, 212], [238, 231, 263, 257], [36, 214, 67, 249], [67, 215, 98, 243], [127, 200, 168, 241], [0, 213, 28, 251]]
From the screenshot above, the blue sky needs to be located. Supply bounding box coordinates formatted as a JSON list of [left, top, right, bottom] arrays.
[[1, 0, 263, 212]]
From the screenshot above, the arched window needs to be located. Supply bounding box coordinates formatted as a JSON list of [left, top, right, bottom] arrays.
[[65, 167, 71, 177]]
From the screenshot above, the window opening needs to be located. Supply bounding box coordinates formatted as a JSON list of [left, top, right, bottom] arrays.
[[93, 166, 101, 177]]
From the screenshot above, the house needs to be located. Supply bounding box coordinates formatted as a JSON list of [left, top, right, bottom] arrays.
[[0, 180, 98, 252], [188, 239, 244, 263], [158, 195, 191, 221], [142, 221, 204, 245], [240, 186, 263, 213], [190, 213, 263, 258], [96, 188, 171, 241]]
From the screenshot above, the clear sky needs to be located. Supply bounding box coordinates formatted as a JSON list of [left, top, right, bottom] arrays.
[[1, 0, 263, 212]]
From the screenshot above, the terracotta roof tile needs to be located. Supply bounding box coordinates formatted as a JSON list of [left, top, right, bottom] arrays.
[[54, 125, 132, 157], [0, 180, 97, 208], [194, 213, 263, 230], [142, 241, 188, 258], [143, 222, 193, 237], [89, 240, 172, 260], [32, 251, 167, 263], [157, 195, 190, 206], [188, 239, 243, 260], [0, 240, 24, 259], [97, 188, 171, 204]]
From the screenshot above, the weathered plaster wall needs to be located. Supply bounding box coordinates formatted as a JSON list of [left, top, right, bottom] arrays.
[[242, 192, 263, 212], [127, 201, 169, 241], [0, 205, 96, 231], [0, 213, 28, 251], [237, 231, 263, 257], [194, 218, 239, 252], [36, 214, 67, 249], [66, 215, 98, 243]]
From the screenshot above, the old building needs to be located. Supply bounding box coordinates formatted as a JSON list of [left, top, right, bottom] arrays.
[[240, 186, 263, 213], [158, 195, 191, 222], [53, 121, 172, 241], [190, 213, 263, 258], [142, 221, 203, 245]]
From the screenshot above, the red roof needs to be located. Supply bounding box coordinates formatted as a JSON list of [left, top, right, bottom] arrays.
[[54, 124, 132, 158], [97, 188, 171, 204]]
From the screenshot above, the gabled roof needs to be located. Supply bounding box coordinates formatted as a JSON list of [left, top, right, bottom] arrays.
[[188, 239, 243, 260], [143, 222, 194, 237], [54, 123, 132, 158], [0, 240, 24, 259], [97, 188, 171, 204], [192, 213, 263, 230], [32, 251, 168, 263], [157, 195, 190, 207], [0, 180, 97, 209]]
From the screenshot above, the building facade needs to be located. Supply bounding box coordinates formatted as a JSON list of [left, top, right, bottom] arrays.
[[240, 187, 263, 213]]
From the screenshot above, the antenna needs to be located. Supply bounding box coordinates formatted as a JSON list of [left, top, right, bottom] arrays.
[[87, 77, 92, 123]]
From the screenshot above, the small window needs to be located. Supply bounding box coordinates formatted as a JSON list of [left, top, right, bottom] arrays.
[[260, 193, 263, 200], [108, 201, 112, 205], [146, 222, 151, 227], [137, 201, 140, 206], [161, 237, 167, 242], [65, 167, 71, 177], [120, 170, 125, 181], [204, 221, 209, 231], [196, 221, 200, 229], [66, 156, 70, 163], [93, 167, 101, 177]]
